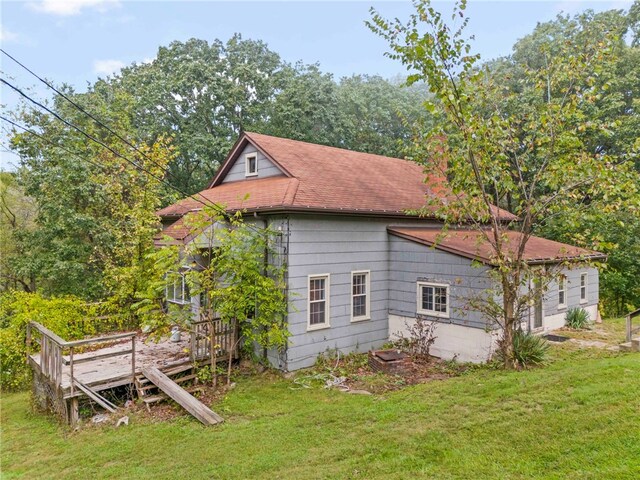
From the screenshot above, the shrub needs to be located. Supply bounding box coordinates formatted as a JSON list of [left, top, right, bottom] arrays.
[[394, 317, 438, 358], [565, 307, 591, 330], [511, 330, 549, 368], [0, 291, 111, 391]]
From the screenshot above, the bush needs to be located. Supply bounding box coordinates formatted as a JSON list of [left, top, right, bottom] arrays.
[[394, 317, 438, 358], [512, 330, 549, 367], [565, 307, 591, 330], [0, 291, 113, 391]]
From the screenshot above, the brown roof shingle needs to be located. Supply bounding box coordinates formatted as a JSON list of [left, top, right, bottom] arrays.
[[387, 227, 606, 265], [158, 132, 517, 220]]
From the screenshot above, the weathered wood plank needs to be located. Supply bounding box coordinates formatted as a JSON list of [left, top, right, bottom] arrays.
[[73, 380, 118, 413], [64, 348, 133, 366], [65, 332, 136, 348], [142, 367, 223, 425]]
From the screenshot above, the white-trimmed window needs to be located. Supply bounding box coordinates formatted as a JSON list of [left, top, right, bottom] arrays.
[[351, 270, 370, 322], [308, 274, 330, 330], [580, 273, 588, 303], [245, 153, 258, 177], [417, 282, 449, 318], [558, 275, 567, 309], [166, 272, 189, 305]]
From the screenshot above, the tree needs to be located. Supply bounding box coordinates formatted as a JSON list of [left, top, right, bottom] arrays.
[[489, 8, 640, 315], [369, 0, 639, 366], [0, 172, 37, 292], [9, 89, 175, 302], [138, 207, 289, 375]]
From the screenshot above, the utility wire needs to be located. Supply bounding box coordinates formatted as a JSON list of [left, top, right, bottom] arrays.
[[1, 114, 116, 174], [0, 76, 264, 234], [1, 48, 167, 174], [0, 51, 260, 230], [0, 76, 236, 220]]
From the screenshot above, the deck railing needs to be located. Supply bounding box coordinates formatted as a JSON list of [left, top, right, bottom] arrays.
[[27, 321, 137, 395], [626, 308, 640, 342], [190, 318, 239, 362]]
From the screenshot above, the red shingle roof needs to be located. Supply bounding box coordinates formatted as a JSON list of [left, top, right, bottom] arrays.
[[387, 227, 606, 265], [158, 132, 517, 220]]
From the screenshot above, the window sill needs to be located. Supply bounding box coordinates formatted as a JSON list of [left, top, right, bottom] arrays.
[[417, 310, 449, 319], [167, 300, 190, 306], [351, 316, 370, 323], [579, 300, 588, 305], [245, 172, 258, 177], [557, 305, 567, 311], [307, 324, 330, 332]]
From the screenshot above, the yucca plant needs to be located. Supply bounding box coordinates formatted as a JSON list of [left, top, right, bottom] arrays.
[[499, 330, 549, 368], [565, 307, 591, 330]]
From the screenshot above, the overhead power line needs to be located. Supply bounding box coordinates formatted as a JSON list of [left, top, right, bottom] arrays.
[[1, 48, 164, 173], [0, 50, 259, 230], [0, 73, 265, 235]]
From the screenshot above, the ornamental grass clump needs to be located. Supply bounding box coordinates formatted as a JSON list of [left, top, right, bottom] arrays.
[[497, 330, 549, 368], [565, 307, 591, 330]]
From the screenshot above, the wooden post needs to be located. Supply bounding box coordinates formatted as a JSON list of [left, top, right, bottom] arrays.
[[69, 398, 79, 426], [131, 335, 136, 384], [26, 322, 31, 365], [69, 347, 75, 397], [627, 314, 632, 343], [211, 320, 218, 387]]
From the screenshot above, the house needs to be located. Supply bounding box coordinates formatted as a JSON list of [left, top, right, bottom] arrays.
[[156, 132, 605, 370]]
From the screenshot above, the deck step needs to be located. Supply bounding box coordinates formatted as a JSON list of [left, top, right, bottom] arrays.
[[142, 367, 223, 425], [135, 362, 193, 386], [138, 373, 197, 393], [143, 384, 204, 405], [619, 341, 639, 352]]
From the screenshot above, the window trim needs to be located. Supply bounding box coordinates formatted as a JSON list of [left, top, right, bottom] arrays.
[[307, 274, 330, 331], [416, 281, 450, 318], [245, 153, 258, 177], [165, 272, 190, 305], [558, 275, 567, 310], [580, 272, 588, 304], [350, 270, 371, 322]]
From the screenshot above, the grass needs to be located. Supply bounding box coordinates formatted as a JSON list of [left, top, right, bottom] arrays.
[[2, 334, 640, 479]]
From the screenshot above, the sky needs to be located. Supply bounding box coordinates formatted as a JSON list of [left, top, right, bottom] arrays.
[[0, 0, 634, 169]]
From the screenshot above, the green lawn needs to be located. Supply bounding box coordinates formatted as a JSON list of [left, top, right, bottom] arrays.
[[2, 343, 639, 479]]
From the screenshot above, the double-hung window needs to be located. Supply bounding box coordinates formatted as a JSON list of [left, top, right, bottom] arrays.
[[417, 282, 449, 318], [351, 271, 370, 322], [245, 153, 258, 177], [558, 275, 567, 309], [308, 274, 330, 330], [580, 273, 587, 303], [166, 272, 189, 305]]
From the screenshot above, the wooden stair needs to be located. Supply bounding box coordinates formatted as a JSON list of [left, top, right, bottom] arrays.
[[142, 367, 223, 425], [135, 361, 198, 409], [619, 337, 640, 352]]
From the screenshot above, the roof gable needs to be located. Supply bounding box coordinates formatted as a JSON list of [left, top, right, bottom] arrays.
[[208, 133, 292, 187]]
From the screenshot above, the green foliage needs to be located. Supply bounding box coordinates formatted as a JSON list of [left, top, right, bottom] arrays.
[[139, 208, 290, 355], [9, 89, 175, 301], [369, 0, 639, 367], [0, 291, 116, 390], [497, 330, 550, 368], [565, 307, 592, 330], [0, 172, 37, 293]]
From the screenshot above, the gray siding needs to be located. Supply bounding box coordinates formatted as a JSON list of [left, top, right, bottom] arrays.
[[543, 266, 599, 315], [388, 236, 493, 330], [284, 215, 437, 371], [221, 144, 285, 183]]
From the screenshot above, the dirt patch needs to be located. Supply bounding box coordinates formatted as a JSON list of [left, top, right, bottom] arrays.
[[295, 352, 466, 394]]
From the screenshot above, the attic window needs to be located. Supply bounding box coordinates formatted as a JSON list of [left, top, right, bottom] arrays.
[[245, 153, 258, 177]]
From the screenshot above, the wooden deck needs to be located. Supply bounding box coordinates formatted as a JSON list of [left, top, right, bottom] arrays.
[[27, 319, 238, 424], [29, 335, 191, 397]]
